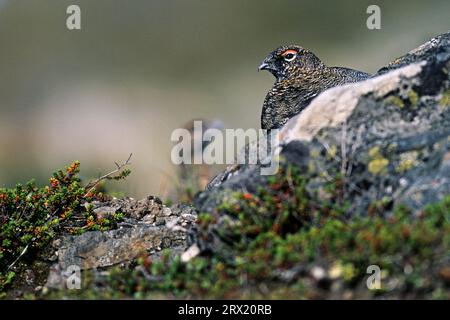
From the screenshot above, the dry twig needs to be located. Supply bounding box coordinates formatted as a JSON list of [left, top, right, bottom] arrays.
[[7, 244, 29, 271], [83, 153, 133, 197]]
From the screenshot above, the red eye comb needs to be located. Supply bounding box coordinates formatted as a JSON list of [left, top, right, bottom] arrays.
[[281, 49, 297, 57]]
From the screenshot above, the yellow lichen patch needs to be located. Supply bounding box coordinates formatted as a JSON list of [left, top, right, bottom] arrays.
[[396, 151, 418, 173], [368, 146, 389, 175], [368, 146, 381, 158], [396, 159, 414, 173], [387, 143, 397, 153], [319, 170, 332, 180], [385, 96, 405, 109], [407, 90, 419, 106], [326, 145, 337, 159], [310, 147, 321, 158], [439, 90, 450, 107], [369, 158, 389, 175], [308, 160, 316, 173]]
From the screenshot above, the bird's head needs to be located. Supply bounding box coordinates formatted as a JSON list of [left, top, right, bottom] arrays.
[[258, 45, 324, 80]]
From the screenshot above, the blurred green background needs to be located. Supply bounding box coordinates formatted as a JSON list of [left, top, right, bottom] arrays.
[[0, 0, 449, 198]]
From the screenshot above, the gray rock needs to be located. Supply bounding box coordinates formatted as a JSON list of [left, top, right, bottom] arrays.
[[56, 224, 186, 270], [194, 31, 450, 248], [93, 206, 117, 219], [48, 197, 197, 277], [154, 217, 166, 226], [91, 195, 165, 220]]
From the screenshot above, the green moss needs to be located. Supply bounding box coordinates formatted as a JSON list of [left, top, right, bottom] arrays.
[[43, 165, 450, 300], [0, 161, 128, 294]]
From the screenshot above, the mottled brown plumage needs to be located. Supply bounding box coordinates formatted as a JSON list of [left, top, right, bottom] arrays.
[[259, 45, 370, 130]]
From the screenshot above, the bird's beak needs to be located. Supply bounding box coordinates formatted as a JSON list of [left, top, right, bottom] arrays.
[[258, 62, 269, 72]]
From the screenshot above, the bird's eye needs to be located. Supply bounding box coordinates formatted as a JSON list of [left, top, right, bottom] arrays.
[[284, 53, 296, 61], [281, 50, 297, 62]]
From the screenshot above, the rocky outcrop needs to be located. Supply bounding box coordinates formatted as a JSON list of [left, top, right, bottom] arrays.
[[195, 31, 450, 216], [31, 31, 450, 298], [45, 197, 196, 289]]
